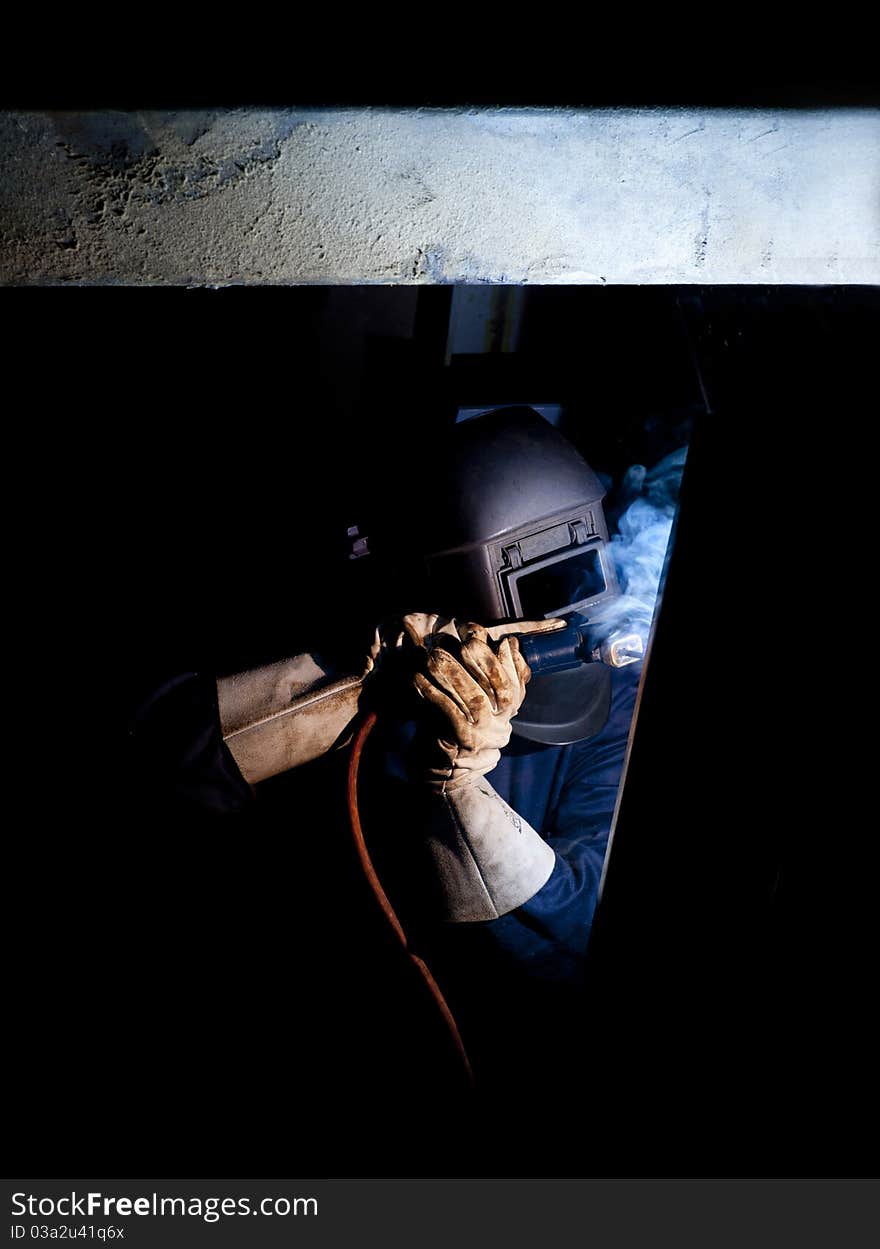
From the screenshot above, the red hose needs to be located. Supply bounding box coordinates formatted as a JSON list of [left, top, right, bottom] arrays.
[[347, 711, 475, 1089]]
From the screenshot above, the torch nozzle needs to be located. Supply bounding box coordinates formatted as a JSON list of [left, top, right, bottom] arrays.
[[594, 631, 645, 668]]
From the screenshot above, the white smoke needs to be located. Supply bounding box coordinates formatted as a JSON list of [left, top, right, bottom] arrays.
[[590, 446, 688, 642]]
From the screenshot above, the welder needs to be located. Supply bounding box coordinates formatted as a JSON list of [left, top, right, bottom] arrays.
[[218, 410, 640, 1087], [126, 406, 645, 1157]]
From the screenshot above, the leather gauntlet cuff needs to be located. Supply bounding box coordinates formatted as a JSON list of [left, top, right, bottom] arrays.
[[420, 778, 556, 922], [217, 654, 367, 784]]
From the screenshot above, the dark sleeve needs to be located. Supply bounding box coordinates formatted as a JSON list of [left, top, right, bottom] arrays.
[[476, 665, 640, 985], [126, 671, 255, 815]]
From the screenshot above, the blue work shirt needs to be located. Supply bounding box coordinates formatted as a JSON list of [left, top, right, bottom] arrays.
[[474, 661, 639, 981]]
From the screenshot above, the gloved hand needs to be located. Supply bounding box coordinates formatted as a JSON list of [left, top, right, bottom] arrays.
[[399, 616, 564, 791], [375, 614, 565, 922], [215, 611, 560, 799]]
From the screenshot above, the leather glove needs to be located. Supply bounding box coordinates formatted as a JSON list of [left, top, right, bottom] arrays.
[[386, 614, 566, 922], [217, 639, 383, 785], [400, 616, 563, 791], [213, 614, 525, 785]]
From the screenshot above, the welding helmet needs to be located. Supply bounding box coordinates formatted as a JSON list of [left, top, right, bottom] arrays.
[[381, 406, 621, 745]]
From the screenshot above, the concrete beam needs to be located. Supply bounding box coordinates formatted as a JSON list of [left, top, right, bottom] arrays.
[[1, 107, 878, 286]]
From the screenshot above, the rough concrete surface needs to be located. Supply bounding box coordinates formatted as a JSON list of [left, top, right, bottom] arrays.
[[1, 108, 878, 285]]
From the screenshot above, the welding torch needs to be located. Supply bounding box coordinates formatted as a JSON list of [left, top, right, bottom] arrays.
[[516, 621, 645, 675]]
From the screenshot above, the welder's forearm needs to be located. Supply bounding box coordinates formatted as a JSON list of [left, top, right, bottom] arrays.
[[217, 655, 365, 784], [478, 830, 609, 977]]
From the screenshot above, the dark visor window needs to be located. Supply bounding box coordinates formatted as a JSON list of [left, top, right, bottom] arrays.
[[516, 548, 606, 617]]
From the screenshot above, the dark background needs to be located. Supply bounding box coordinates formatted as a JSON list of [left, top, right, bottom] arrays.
[[6, 283, 876, 1177], [3, 21, 877, 1180], [2, 11, 878, 110]]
